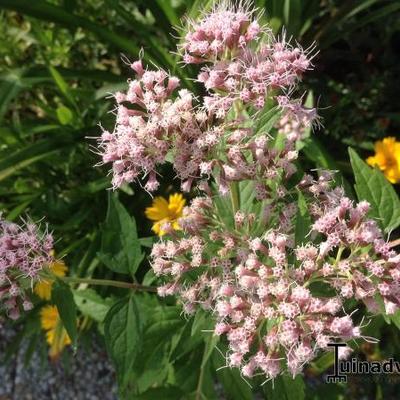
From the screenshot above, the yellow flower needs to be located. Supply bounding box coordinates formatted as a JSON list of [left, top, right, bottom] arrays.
[[35, 260, 68, 300], [40, 305, 71, 359], [367, 137, 400, 184], [145, 193, 186, 236]]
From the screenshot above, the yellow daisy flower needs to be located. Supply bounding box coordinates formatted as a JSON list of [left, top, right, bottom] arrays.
[[40, 305, 71, 359], [145, 193, 186, 236], [35, 260, 68, 300], [367, 137, 400, 184]]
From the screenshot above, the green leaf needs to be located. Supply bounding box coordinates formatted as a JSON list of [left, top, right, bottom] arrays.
[[175, 348, 217, 400], [0, 0, 141, 56], [263, 374, 305, 400], [104, 295, 143, 387], [283, 0, 302, 36], [349, 148, 400, 232], [104, 0, 176, 69], [73, 288, 112, 323], [201, 333, 219, 369], [191, 308, 208, 336], [139, 236, 156, 248], [305, 382, 346, 400], [295, 191, 312, 246], [212, 348, 252, 400], [132, 306, 184, 392], [0, 71, 25, 122], [51, 279, 78, 347], [254, 105, 281, 135], [98, 193, 144, 276], [130, 386, 184, 400], [48, 66, 78, 111], [302, 136, 338, 170], [170, 319, 204, 362], [155, 0, 179, 26], [302, 137, 354, 197], [310, 351, 335, 374], [389, 310, 400, 331], [56, 105, 73, 125], [239, 180, 257, 214], [187, 0, 214, 19], [0, 129, 86, 181], [0, 0, 191, 86], [189, 339, 219, 400]]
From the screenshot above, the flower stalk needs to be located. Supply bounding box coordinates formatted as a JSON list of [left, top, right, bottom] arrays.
[[60, 276, 157, 292]]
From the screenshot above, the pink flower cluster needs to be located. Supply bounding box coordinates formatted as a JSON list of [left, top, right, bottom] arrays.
[[0, 217, 53, 320], [150, 179, 399, 379], [97, 3, 316, 193], [97, 0, 400, 383], [182, 3, 313, 111], [97, 59, 315, 194], [181, 2, 262, 63], [197, 39, 313, 112], [97, 61, 191, 191]]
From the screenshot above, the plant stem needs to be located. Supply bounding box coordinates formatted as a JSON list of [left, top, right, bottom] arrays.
[[61, 276, 157, 292], [335, 246, 344, 265]]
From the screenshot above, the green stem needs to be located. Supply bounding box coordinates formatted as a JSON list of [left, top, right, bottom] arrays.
[[61, 276, 157, 292], [335, 246, 344, 265]]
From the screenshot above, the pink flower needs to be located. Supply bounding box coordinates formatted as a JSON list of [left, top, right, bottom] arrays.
[[0, 216, 53, 320]]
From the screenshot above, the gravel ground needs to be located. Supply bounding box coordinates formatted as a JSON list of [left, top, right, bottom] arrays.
[[0, 325, 117, 400]]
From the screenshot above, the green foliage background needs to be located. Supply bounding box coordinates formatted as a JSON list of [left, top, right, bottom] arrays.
[[0, 1, 399, 399]]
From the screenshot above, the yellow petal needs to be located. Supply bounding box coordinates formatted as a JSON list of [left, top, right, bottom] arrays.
[[368, 137, 400, 184], [385, 166, 400, 184], [151, 221, 161, 235], [152, 219, 169, 236], [172, 221, 181, 231], [48, 325, 71, 359], [35, 280, 52, 300], [40, 305, 59, 330], [34, 260, 68, 300], [168, 193, 186, 217], [51, 260, 68, 277], [145, 196, 170, 221], [41, 305, 71, 359]]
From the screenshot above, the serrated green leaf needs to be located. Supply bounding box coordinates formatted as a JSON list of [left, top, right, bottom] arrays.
[[98, 193, 144, 276], [132, 306, 184, 392], [51, 279, 78, 347], [170, 319, 204, 362], [349, 148, 400, 232], [73, 288, 112, 322], [104, 295, 143, 387]]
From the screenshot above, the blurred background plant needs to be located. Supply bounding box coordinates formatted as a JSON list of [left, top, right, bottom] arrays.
[[0, 1, 399, 399]]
